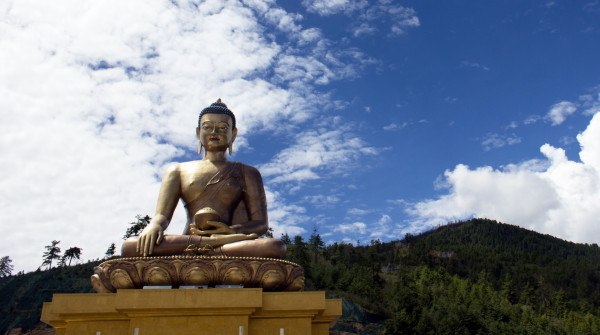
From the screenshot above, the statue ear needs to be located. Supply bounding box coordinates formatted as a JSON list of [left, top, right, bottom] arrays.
[[196, 127, 201, 138], [229, 128, 237, 156]]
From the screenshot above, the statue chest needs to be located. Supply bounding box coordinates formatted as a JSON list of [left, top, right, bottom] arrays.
[[179, 163, 244, 203]]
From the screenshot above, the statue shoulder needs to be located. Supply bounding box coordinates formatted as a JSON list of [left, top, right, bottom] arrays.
[[164, 162, 182, 174], [235, 162, 264, 185], [157, 163, 185, 187], [236, 162, 261, 177], [175, 160, 206, 172], [164, 161, 204, 177]]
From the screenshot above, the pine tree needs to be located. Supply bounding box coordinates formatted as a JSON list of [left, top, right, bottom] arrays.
[[289, 236, 310, 274], [0, 256, 13, 277], [262, 227, 274, 238], [308, 227, 325, 252], [281, 233, 291, 245], [61, 247, 82, 266], [42, 240, 61, 269], [105, 243, 116, 258], [308, 227, 325, 263], [123, 215, 151, 239]]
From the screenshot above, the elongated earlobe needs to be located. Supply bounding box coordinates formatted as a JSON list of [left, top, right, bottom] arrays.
[[229, 128, 237, 156], [198, 144, 203, 156]]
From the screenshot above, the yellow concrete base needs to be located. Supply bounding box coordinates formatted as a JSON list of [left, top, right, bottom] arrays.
[[41, 288, 341, 335]]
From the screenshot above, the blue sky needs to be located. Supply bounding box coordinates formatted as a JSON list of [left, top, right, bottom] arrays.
[[1, 0, 600, 272]]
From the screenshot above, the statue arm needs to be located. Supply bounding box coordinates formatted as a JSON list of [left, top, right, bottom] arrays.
[[231, 165, 268, 235], [137, 164, 182, 256]]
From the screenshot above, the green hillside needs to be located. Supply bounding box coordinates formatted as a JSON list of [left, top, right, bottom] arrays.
[[291, 218, 600, 334], [0, 260, 102, 334], [3, 218, 600, 334], [399, 219, 600, 307]]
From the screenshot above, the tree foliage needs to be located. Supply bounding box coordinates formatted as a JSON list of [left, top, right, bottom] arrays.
[[0, 256, 13, 277], [41, 240, 61, 270], [280, 233, 291, 245], [261, 227, 274, 238], [308, 227, 325, 252], [0, 260, 103, 333], [61, 247, 82, 266], [4, 218, 600, 334], [283, 218, 600, 334], [123, 215, 151, 239], [105, 243, 116, 258]]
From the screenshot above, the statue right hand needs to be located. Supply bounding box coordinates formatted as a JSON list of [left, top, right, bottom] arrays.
[[191, 221, 237, 236], [136, 223, 164, 256]]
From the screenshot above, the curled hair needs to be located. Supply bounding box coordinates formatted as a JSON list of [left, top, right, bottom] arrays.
[[198, 99, 236, 129]]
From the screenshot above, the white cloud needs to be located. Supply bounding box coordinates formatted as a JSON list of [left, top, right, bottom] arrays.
[[407, 111, 600, 244], [524, 114, 542, 125], [559, 136, 576, 146], [303, 194, 340, 207], [579, 87, 600, 116], [298, 28, 323, 45], [334, 221, 367, 234], [383, 122, 409, 131], [387, 199, 407, 206], [383, 123, 398, 131], [547, 101, 577, 125], [273, 40, 374, 85], [481, 133, 522, 151], [264, 187, 306, 237], [302, 0, 419, 37], [506, 121, 518, 129], [369, 214, 392, 238], [353, 23, 377, 37], [390, 15, 420, 35], [347, 208, 369, 216], [301, 0, 366, 16], [264, 8, 303, 33], [461, 61, 490, 71], [0, 0, 373, 272], [259, 123, 377, 184]]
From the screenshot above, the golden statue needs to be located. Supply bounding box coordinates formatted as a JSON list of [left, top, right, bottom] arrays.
[[93, 100, 302, 292], [121, 100, 286, 259]]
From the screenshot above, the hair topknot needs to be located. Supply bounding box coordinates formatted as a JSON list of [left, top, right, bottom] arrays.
[[198, 99, 236, 129]]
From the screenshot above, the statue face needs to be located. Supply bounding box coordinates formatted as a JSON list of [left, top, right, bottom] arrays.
[[197, 113, 237, 152]]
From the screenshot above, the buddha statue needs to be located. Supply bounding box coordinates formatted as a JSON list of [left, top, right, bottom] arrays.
[[121, 100, 286, 259]]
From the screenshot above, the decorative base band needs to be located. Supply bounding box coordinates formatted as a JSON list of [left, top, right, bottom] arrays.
[[91, 256, 305, 292]]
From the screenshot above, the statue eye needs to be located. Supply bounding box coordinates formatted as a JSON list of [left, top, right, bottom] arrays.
[[216, 124, 228, 132]]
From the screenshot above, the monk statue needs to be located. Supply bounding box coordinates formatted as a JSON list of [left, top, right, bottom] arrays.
[[121, 100, 286, 259]]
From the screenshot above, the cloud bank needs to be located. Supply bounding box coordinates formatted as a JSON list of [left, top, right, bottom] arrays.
[[301, 0, 419, 37], [0, 0, 373, 272], [408, 111, 600, 244]]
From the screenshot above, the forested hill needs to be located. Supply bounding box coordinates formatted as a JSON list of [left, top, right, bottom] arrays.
[[288, 218, 600, 334], [403, 218, 600, 303], [0, 260, 103, 334], [3, 218, 600, 334]]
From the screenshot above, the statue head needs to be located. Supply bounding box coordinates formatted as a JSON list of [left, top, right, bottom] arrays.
[[198, 99, 236, 130], [197, 99, 237, 156]]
